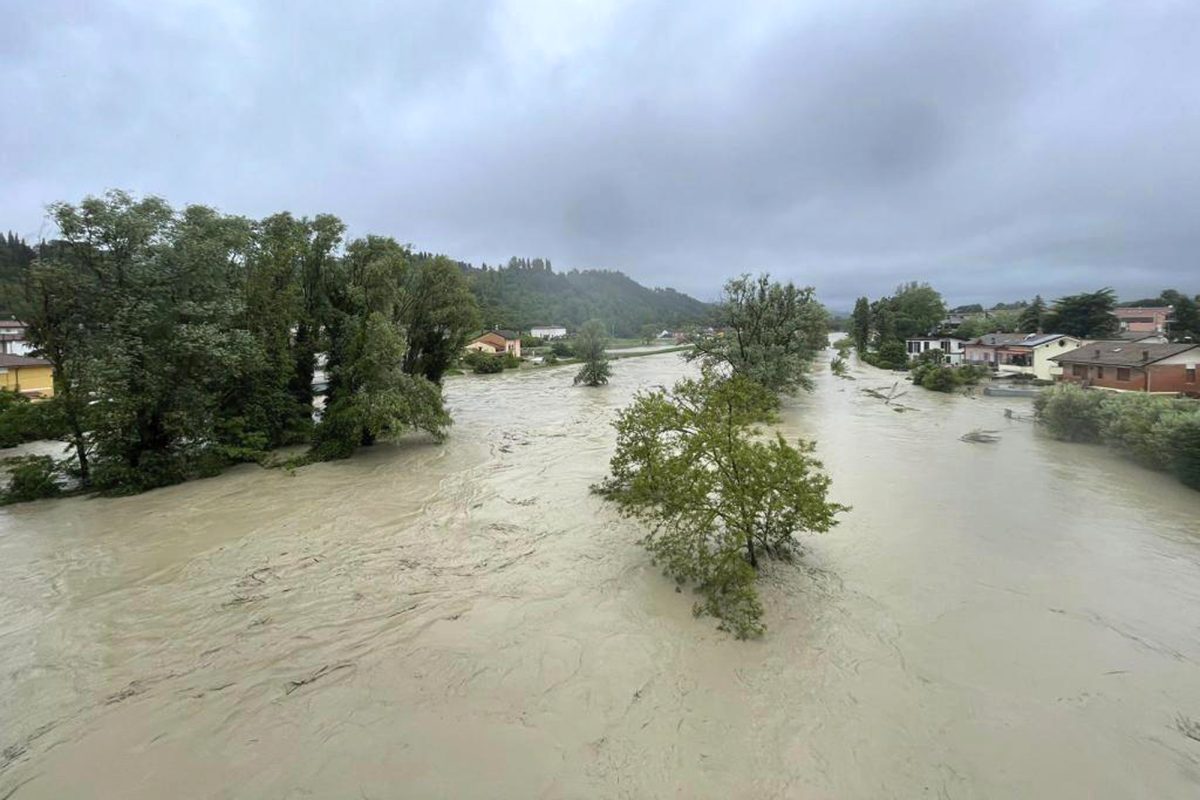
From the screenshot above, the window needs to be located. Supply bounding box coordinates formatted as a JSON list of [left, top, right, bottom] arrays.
[[1096, 367, 1105, 379], [1072, 364, 1086, 377], [923, 341, 930, 352], [1187, 367, 1196, 383], [1117, 367, 1131, 381]]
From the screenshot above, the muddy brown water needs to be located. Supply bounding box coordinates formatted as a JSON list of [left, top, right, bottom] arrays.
[[2, 350, 1199, 798]]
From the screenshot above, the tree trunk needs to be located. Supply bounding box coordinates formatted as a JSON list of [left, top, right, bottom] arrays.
[[71, 422, 89, 487], [746, 534, 758, 569]]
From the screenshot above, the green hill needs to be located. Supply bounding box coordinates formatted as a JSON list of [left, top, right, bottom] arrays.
[[463, 257, 713, 337]]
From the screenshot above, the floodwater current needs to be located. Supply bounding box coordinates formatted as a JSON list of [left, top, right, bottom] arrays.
[[1, 349, 1199, 798]]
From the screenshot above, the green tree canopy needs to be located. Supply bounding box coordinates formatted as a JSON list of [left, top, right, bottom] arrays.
[[597, 372, 847, 637], [1044, 288, 1119, 338], [689, 274, 829, 394], [1017, 295, 1046, 333], [573, 318, 611, 386], [850, 296, 871, 351]]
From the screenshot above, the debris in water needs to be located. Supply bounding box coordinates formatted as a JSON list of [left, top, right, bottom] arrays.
[[862, 382, 914, 411], [284, 662, 355, 695], [960, 429, 1001, 444], [1176, 714, 1200, 744]]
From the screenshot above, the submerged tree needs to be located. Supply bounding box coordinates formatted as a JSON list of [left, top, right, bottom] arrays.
[[597, 372, 847, 637], [850, 296, 871, 351], [689, 274, 829, 394], [573, 318, 611, 386], [311, 236, 451, 460]]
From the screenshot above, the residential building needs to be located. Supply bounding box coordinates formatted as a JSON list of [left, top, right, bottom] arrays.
[[0, 354, 55, 398], [1115, 306, 1172, 333], [530, 325, 567, 340], [904, 335, 967, 365], [1051, 342, 1199, 396], [466, 330, 522, 358], [0, 319, 33, 356], [962, 333, 1083, 380]]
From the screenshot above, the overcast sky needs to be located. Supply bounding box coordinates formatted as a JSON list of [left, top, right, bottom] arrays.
[[3, 1, 1198, 309]]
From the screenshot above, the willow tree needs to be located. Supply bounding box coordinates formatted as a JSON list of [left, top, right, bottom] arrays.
[[597, 372, 847, 637], [573, 318, 611, 386]]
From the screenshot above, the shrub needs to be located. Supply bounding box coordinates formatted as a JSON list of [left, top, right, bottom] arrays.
[[1096, 393, 1185, 469], [910, 361, 986, 393], [500, 352, 521, 369], [1033, 384, 1105, 442], [1167, 416, 1200, 489], [0, 392, 68, 448], [1, 455, 63, 504], [462, 350, 504, 373], [551, 341, 574, 359], [1035, 386, 1200, 491]]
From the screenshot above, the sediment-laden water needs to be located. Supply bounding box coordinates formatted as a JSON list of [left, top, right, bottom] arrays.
[[2, 350, 1198, 798]]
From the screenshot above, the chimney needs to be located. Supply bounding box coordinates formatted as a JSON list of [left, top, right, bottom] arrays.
[[1093, 349, 1100, 359], [1142, 349, 1150, 362]]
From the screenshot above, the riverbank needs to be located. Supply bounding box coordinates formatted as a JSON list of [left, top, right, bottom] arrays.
[[2, 349, 1198, 798]]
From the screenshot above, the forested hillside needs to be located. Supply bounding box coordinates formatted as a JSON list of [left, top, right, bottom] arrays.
[[465, 257, 713, 336], [0, 232, 36, 315]]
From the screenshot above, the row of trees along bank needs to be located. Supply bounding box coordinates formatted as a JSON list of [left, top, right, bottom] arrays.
[[10, 191, 479, 499], [597, 274, 847, 638], [1034, 385, 1200, 491]]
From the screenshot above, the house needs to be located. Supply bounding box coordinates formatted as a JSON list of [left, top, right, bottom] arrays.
[[1115, 306, 1172, 333], [904, 335, 967, 365], [466, 330, 521, 358], [1051, 342, 1199, 396], [0, 354, 55, 398], [962, 332, 1083, 380], [0, 319, 33, 356], [530, 325, 567, 340]]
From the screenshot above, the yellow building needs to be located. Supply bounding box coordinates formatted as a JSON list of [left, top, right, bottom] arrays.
[[0, 354, 55, 398]]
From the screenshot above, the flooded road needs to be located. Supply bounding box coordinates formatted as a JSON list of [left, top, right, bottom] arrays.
[[2, 350, 1199, 798]]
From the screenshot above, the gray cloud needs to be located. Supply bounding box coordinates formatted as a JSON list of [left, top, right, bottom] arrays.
[[3, 0, 1199, 309]]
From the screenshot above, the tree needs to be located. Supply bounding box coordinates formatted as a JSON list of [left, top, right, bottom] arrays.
[[890, 281, 946, 339], [26, 192, 264, 492], [689, 274, 829, 394], [1160, 290, 1199, 342], [312, 236, 452, 459], [640, 323, 657, 344], [850, 297, 871, 351], [1043, 288, 1119, 338], [955, 309, 1020, 339], [573, 318, 610, 386], [597, 372, 847, 637], [1017, 295, 1046, 333], [398, 255, 479, 384]]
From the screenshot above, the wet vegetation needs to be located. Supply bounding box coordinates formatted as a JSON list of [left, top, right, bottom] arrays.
[[1035, 385, 1200, 490], [13, 191, 480, 497], [599, 274, 844, 637], [572, 319, 611, 386]]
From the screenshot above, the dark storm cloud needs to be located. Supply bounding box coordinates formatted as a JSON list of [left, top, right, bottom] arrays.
[[3, 1, 1199, 309]]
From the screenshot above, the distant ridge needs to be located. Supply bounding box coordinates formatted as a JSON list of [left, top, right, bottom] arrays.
[[460, 257, 712, 337]]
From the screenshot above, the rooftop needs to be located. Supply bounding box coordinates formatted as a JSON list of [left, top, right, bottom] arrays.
[[1050, 342, 1198, 367], [0, 354, 50, 368], [967, 332, 1072, 348]]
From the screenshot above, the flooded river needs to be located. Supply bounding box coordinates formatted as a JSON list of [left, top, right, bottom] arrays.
[[2, 350, 1199, 798]]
